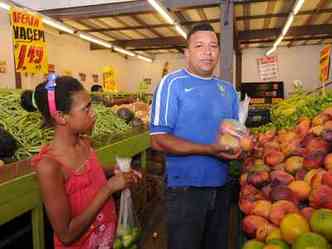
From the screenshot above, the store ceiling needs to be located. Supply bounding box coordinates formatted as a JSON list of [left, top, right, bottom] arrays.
[[39, 0, 332, 55]]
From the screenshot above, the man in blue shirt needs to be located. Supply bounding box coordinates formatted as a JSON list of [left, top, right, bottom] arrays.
[[149, 23, 240, 249]]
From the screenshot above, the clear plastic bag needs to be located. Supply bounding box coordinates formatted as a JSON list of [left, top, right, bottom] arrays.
[[218, 119, 253, 153], [239, 94, 251, 126], [219, 119, 249, 139], [113, 157, 141, 249]]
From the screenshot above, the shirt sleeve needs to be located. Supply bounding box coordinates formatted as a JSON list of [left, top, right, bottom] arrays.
[[149, 75, 179, 135]]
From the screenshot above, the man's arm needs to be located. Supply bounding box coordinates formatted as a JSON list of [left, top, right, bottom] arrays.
[[151, 133, 213, 155], [151, 133, 240, 159]]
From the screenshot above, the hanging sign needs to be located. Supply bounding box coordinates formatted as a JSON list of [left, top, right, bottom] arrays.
[[102, 66, 118, 92], [320, 45, 331, 83], [257, 55, 279, 81], [10, 7, 48, 74]]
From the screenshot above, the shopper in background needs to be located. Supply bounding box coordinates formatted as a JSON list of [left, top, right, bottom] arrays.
[[90, 84, 103, 92], [21, 75, 141, 249], [149, 23, 240, 249]]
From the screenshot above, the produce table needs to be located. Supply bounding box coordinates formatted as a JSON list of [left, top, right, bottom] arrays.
[[0, 129, 150, 249]]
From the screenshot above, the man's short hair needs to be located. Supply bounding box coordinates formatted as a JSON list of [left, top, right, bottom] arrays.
[[186, 23, 217, 46]]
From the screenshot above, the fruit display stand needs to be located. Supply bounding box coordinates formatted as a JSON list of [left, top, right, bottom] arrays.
[[0, 129, 149, 249], [238, 87, 332, 249]]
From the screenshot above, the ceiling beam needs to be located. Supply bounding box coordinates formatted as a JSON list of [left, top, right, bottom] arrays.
[[241, 35, 332, 44], [39, 0, 221, 19], [90, 43, 185, 51], [242, 0, 250, 48], [263, 0, 277, 29], [239, 24, 332, 40], [79, 18, 221, 32], [197, 9, 208, 21], [316, 13, 332, 44], [236, 8, 332, 21], [127, 15, 162, 38], [101, 24, 332, 49], [75, 20, 120, 40], [112, 36, 185, 48], [293, 0, 330, 47], [92, 18, 133, 40], [75, 8, 332, 33], [39, 0, 281, 20]]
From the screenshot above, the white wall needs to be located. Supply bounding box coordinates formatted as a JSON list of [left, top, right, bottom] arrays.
[[0, 9, 16, 88], [242, 46, 323, 97]]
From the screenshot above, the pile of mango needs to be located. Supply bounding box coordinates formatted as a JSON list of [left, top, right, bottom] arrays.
[[240, 104, 332, 249]]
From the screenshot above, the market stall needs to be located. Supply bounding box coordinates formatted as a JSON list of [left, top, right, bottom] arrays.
[[238, 86, 332, 249]]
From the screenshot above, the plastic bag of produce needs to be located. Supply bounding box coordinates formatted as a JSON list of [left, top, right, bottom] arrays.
[[114, 157, 141, 249], [218, 119, 253, 153], [239, 94, 251, 126]]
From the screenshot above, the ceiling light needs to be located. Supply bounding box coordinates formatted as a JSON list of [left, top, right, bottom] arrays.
[[293, 0, 305, 15], [175, 24, 187, 39], [281, 14, 294, 36], [43, 17, 75, 34], [79, 33, 112, 48], [266, 47, 276, 56], [274, 35, 284, 47], [113, 46, 135, 57], [0, 2, 10, 10], [265, 0, 305, 56], [137, 55, 153, 63], [147, 0, 175, 25]]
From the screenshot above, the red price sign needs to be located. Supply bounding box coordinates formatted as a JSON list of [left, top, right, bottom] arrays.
[[16, 44, 44, 71]]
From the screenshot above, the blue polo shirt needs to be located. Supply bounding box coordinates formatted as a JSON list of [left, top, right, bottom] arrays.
[[150, 68, 239, 187]]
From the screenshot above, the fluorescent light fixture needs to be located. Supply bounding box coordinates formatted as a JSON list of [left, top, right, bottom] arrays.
[[43, 17, 75, 34], [147, 0, 175, 25], [282, 14, 294, 36], [293, 0, 305, 15], [0, 2, 10, 10], [113, 46, 135, 57], [175, 24, 187, 39], [137, 55, 153, 63], [266, 47, 276, 56], [265, 0, 305, 56], [79, 33, 112, 48], [274, 35, 284, 47]]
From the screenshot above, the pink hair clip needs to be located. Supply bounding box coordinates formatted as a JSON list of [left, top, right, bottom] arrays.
[[45, 73, 57, 118]]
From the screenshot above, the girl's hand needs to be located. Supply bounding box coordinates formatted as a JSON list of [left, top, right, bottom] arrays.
[[107, 170, 142, 193]]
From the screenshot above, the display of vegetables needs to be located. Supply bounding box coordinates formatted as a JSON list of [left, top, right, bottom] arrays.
[[240, 103, 332, 249], [0, 91, 131, 161]]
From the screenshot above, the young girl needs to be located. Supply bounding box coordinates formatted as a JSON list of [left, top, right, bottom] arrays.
[[21, 75, 141, 249]]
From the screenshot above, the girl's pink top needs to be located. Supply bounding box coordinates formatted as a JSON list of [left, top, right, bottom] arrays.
[[32, 145, 117, 249]]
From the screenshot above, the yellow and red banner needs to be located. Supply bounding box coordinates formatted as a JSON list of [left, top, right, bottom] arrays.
[[320, 45, 331, 83], [10, 7, 48, 74]]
